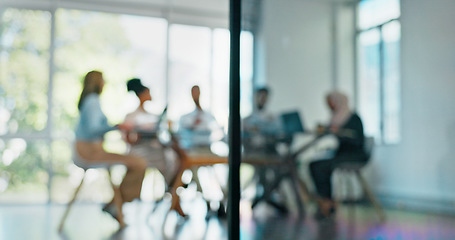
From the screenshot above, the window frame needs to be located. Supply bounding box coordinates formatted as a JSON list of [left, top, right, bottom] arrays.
[[356, 1, 401, 145]]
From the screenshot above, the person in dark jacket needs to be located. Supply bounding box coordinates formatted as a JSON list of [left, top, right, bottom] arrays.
[[309, 91, 367, 219]]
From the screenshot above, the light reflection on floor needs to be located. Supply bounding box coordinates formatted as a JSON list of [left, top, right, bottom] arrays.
[[0, 198, 455, 240]]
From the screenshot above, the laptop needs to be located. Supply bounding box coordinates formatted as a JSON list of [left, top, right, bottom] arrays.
[[280, 111, 305, 137], [156, 105, 168, 128], [135, 105, 168, 139]]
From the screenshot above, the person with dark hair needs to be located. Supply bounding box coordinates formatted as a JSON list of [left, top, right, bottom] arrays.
[[127, 78, 147, 97], [75, 71, 147, 226], [243, 86, 282, 153], [178, 85, 223, 149], [124, 78, 178, 186], [125, 78, 157, 129], [177, 85, 226, 216], [242, 86, 286, 213], [309, 91, 367, 219]]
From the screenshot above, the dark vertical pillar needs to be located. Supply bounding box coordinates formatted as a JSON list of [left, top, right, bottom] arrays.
[[228, 0, 241, 239]]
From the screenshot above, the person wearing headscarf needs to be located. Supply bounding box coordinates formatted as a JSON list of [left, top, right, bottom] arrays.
[[124, 78, 178, 186], [309, 91, 367, 219]]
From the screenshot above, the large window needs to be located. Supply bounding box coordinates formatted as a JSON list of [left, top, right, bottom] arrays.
[[168, 25, 254, 130], [0, 9, 51, 202], [51, 9, 169, 203], [0, 9, 51, 135], [53, 10, 168, 137], [0, 6, 253, 203], [168, 24, 212, 122], [357, 0, 401, 144]]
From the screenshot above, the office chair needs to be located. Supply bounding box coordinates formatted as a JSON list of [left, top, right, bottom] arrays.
[[335, 136, 386, 222], [58, 151, 125, 232]]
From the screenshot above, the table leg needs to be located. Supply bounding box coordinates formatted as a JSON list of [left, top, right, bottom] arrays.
[[169, 167, 187, 217]]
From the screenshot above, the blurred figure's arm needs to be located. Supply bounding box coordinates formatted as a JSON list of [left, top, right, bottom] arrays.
[[82, 95, 117, 138]]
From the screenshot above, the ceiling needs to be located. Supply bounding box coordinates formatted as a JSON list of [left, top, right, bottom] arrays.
[[1, 0, 358, 31]]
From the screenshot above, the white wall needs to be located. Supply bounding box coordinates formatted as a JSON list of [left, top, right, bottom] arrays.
[[258, 0, 455, 213], [335, 3, 355, 104], [256, 0, 333, 129], [256, 0, 356, 128], [370, 0, 455, 210]]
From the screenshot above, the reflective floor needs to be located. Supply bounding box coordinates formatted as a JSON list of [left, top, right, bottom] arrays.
[[1, 198, 455, 240]]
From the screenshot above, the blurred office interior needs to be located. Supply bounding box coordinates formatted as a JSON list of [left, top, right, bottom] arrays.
[[0, 0, 455, 239]]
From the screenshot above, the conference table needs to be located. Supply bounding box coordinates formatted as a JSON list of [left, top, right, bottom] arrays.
[[167, 133, 323, 217]]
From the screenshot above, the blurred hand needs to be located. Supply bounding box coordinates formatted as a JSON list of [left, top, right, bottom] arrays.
[[117, 122, 134, 131], [194, 117, 202, 127], [316, 124, 326, 135], [125, 132, 139, 144], [329, 126, 339, 134]]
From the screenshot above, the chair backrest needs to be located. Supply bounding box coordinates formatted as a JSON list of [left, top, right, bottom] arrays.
[[336, 136, 374, 171], [363, 136, 375, 161]]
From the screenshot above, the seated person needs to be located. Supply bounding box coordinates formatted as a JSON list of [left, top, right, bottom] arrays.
[[243, 87, 282, 156], [177, 85, 226, 215], [242, 87, 288, 213], [309, 91, 367, 219], [124, 78, 178, 186], [177, 85, 224, 152], [75, 71, 147, 224]]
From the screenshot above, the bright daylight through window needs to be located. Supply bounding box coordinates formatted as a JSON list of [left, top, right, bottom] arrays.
[[0, 7, 253, 203], [357, 0, 401, 144]]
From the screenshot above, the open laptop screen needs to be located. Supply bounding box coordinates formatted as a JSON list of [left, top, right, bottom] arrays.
[[280, 111, 305, 136]]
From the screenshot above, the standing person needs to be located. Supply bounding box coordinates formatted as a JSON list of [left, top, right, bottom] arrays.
[[309, 91, 367, 219], [75, 70, 147, 224], [124, 78, 177, 186]]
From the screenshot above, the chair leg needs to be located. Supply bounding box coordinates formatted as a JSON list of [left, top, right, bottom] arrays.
[[289, 177, 305, 215], [192, 168, 203, 192], [293, 170, 312, 205], [168, 162, 188, 217], [346, 171, 354, 202], [287, 163, 311, 212], [107, 170, 126, 228], [58, 171, 86, 232], [355, 171, 386, 222]]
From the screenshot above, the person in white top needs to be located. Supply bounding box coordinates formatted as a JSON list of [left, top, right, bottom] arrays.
[[124, 78, 177, 185], [177, 85, 227, 216], [178, 85, 223, 150]]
